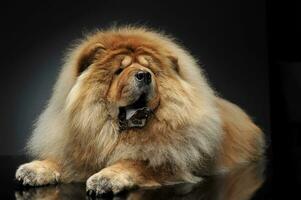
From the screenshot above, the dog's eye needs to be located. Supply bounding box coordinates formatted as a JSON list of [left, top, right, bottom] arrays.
[[115, 68, 123, 75]]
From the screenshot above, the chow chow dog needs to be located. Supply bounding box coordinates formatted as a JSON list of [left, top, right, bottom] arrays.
[[16, 26, 265, 196]]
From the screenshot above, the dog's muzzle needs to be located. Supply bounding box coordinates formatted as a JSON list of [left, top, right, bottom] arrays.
[[118, 70, 154, 131]]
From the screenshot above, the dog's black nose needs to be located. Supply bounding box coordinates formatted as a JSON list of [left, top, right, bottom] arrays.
[[135, 71, 151, 84]]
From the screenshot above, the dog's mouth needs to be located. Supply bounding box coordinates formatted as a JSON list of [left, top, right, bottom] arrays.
[[118, 93, 152, 131]]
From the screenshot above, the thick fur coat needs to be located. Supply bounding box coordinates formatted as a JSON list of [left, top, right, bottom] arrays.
[[16, 26, 264, 195]]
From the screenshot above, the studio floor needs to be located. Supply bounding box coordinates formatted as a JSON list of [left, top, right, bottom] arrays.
[[0, 154, 273, 200]]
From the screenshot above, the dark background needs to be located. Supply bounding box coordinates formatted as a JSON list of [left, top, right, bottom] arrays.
[[0, 0, 270, 155], [0, 0, 300, 198]]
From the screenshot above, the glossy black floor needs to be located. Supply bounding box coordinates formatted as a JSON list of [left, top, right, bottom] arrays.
[[0, 153, 273, 200]]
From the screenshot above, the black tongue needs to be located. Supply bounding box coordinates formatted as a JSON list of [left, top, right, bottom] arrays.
[[119, 107, 152, 131]]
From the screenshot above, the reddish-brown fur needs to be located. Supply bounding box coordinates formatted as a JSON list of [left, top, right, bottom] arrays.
[[16, 27, 265, 195]]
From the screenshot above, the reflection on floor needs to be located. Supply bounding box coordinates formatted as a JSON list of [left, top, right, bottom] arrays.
[[14, 160, 265, 200]]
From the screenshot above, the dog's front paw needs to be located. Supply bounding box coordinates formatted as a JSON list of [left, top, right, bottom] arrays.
[[86, 169, 137, 197], [16, 161, 60, 186]]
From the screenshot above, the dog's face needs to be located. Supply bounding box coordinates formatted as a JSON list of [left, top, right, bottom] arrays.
[[66, 33, 181, 131]]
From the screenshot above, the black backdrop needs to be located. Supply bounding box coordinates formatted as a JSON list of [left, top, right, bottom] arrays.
[[267, 0, 301, 197], [0, 0, 270, 155]]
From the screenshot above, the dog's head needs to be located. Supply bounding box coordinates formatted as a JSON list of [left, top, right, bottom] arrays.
[[64, 27, 208, 133]]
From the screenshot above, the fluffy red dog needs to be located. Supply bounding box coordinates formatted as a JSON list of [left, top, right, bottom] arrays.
[[16, 26, 265, 196]]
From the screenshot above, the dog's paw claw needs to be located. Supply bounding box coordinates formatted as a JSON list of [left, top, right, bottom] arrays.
[[15, 162, 60, 186], [86, 171, 136, 197]]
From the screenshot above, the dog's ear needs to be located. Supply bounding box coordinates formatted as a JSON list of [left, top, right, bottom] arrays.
[[77, 43, 106, 75], [168, 55, 179, 73]]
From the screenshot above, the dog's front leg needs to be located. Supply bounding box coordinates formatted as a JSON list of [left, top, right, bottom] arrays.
[[86, 160, 161, 196], [15, 160, 61, 186]]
